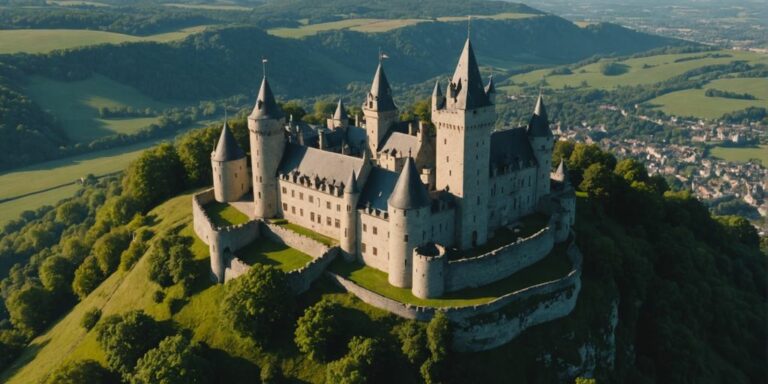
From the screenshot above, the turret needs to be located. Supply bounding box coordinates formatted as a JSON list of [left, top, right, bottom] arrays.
[[212, 119, 248, 202], [333, 99, 349, 130], [431, 80, 445, 111], [340, 170, 360, 260], [432, 38, 494, 249], [362, 61, 398, 155], [551, 159, 569, 184], [527, 94, 554, 199], [249, 73, 285, 218], [387, 157, 431, 288]]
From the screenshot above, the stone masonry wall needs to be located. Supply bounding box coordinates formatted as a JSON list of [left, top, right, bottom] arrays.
[[444, 226, 555, 292], [327, 235, 582, 352], [286, 247, 339, 294], [259, 222, 329, 258]]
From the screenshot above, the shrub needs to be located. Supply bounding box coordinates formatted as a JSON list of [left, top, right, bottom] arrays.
[[93, 228, 132, 275], [394, 320, 428, 365], [147, 234, 197, 290], [81, 308, 102, 330], [96, 310, 166, 376], [222, 264, 295, 345], [152, 290, 166, 303], [294, 299, 344, 362], [72, 256, 105, 299], [326, 336, 383, 384]]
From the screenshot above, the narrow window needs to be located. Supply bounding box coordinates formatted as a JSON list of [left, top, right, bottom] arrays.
[[372, 226, 378, 235], [363, 224, 367, 232], [373, 247, 378, 256]]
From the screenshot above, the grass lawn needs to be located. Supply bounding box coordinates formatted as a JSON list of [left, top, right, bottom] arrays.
[[25, 74, 177, 142], [450, 212, 550, 260], [0, 25, 211, 54], [270, 219, 338, 247], [709, 144, 768, 165], [163, 3, 252, 11], [329, 241, 572, 307], [509, 50, 768, 91], [647, 77, 768, 119], [204, 201, 251, 227], [436, 12, 538, 22], [236, 239, 313, 272]]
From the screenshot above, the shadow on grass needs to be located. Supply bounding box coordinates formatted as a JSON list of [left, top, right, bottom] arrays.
[[201, 344, 261, 384], [0, 339, 50, 381]]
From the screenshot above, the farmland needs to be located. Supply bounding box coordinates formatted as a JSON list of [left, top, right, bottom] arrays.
[[648, 77, 768, 119]]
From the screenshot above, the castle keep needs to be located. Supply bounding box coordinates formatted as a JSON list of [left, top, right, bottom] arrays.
[[200, 37, 575, 301]]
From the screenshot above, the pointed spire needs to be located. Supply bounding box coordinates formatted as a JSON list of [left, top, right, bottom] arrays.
[[212, 120, 245, 162], [365, 61, 397, 112], [333, 98, 348, 121], [344, 170, 359, 194], [554, 159, 569, 182], [432, 80, 445, 110], [484, 74, 496, 95], [447, 38, 490, 110], [388, 157, 430, 210], [249, 74, 283, 120], [528, 93, 552, 137]]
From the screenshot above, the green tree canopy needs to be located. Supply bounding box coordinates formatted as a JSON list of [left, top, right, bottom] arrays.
[[129, 334, 212, 384], [96, 310, 166, 377], [42, 359, 115, 384], [295, 299, 344, 362], [326, 336, 383, 384]]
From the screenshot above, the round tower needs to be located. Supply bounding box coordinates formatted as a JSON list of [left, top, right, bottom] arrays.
[[388, 157, 431, 288], [212, 120, 248, 202], [411, 243, 446, 299], [341, 170, 360, 261], [249, 74, 285, 219], [528, 94, 554, 199]]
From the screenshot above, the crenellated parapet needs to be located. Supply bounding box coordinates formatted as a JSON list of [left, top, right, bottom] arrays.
[[412, 243, 447, 299]]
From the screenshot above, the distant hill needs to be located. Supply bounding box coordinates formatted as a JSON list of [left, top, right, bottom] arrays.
[[11, 16, 681, 101]]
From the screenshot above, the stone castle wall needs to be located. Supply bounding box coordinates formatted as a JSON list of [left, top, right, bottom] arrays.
[[286, 247, 339, 294], [444, 225, 555, 292], [326, 235, 582, 352], [260, 222, 329, 258]]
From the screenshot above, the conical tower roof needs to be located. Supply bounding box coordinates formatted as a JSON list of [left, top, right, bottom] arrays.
[[554, 159, 570, 183], [333, 99, 348, 121], [366, 62, 397, 112], [527, 93, 552, 137], [485, 75, 496, 95], [212, 121, 245, 162], [447, 38, 490, 110], [432, 80, 443, 99], [250, 76, 283, 120], [344, 169, 359, 194], [388, 157, 430, 210]]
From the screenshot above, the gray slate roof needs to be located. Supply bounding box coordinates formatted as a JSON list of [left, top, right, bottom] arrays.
[[212, 122, 245, 162], [359, 167, 399, 211], [250, 76, 283, 120], [527, 94, 552, 137], [490, 127, 536, 170], [388, 157, 430, 210], [447, 39, 491, 110], [378, 132, 419, 157], [278, 143, 364, 187]]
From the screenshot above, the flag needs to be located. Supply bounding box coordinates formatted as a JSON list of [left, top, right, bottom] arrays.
[[262, 58, 268, 63], [381, 53, 389, 59]]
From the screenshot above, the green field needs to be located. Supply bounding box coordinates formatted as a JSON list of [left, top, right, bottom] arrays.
[[204, 202, 251, 227], [237, 239, 313, 272], [507, 50, 768, 91], [268, 13, 537, 38], [163, 2, 253, 11], [647, 77, 768, 119], [0, 25, 210, 54], [25, 75, 175, 142], [0, 184, 82, 227], [47, 0, 111, 6], [709, 144, 768, 164], [329, 242, 572, 307]]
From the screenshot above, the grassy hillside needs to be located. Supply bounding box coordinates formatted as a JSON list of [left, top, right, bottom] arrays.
[[24, 75, 175, 142], [0, 25, 211, 54], [507, 50, 768, 90], [648, 77, 768, 119]]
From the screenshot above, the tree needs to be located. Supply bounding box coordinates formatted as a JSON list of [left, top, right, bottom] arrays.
[[716, 215, 760, 248], [579, 163, 613, 200], [222, 264, 294, 344], [6, 284, 53, 335], [81, 308, 102, 330], [0, 329, 26, 372], [42, 359, 115, 384], [122, 143, 185, 210], [96, 310, 166, 376], [280, 100, 307, 121], [394, 320, 428, 365], [176, 126, 218, 187], [129, 334, 211, 384], [614, 158, 648, 184], [39, 255, 76, 294], [72, 256, 105, 299], [326, 336, 382, 384], [147, 234, 197, 290], [294, 299, 344, 362], [55, 201, 89, 226], [93, 228, 132, 275], [421, 311, 451, 384]]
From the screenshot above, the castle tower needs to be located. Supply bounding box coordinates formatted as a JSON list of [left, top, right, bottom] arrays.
[[212, 119, 248, 203], [333, 99, 349, 130], [387, 157, 431, 288], [363, 61, 398, 155], [341, 170, 359, 260], [485, 75, 496, 104], [432, 38, 495, 249], [249, 72, 285, 219], [527, 94, 554, 200], [432, 80, 445, 111]]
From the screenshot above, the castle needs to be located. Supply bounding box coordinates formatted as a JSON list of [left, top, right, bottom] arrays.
[[203, 37, 575, 300]]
